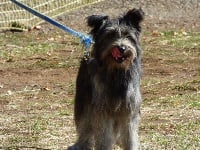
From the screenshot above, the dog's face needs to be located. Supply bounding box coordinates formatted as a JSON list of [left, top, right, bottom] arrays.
[[87, 8, 144, 70]]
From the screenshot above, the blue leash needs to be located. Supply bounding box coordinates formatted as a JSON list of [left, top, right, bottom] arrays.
[[10, 0, 93, 51]]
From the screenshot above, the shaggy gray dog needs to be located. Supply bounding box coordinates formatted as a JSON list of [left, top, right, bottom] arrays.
[[68, 8, 144, 150]]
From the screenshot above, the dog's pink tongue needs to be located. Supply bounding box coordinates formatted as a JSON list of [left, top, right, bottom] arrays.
[[111, 47, 122, 60]]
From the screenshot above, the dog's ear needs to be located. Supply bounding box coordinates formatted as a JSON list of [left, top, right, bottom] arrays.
[[123, 8, 144, 32], [87, 15, 109, 29], [87, 15, 109, 40]]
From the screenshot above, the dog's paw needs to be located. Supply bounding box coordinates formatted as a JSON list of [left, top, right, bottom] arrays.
[[67, 144, 93, 150], [67, 145, 79, 150], [67, 144, 85, 150]]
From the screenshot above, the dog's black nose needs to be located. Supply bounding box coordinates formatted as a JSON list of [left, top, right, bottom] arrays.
[[118, 45, 126, 53]]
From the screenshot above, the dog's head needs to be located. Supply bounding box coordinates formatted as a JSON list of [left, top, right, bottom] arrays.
[[87, 8, 144, 70]]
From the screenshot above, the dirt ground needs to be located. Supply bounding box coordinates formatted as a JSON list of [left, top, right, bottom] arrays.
[[57, 0, 200, 31], [0, 0, 199, 149]]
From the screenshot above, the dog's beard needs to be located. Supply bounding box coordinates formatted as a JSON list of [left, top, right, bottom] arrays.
[[111, 46, 134, 63], [100, 39, 137, 70]]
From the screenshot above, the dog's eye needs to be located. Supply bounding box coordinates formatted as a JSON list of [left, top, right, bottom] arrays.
[[126, 35, 137, 44], [105, 30, 119, 39]]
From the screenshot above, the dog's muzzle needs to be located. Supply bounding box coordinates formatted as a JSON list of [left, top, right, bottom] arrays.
[[111, 45, 127, 63]]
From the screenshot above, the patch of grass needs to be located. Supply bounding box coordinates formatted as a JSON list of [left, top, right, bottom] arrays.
[[30, 59, 60, 69], [0, 31, 80, 69], [59, 109, 71, 116], [31, 117, 48, 134], [158, 92, 200, 108], [61, 98, 74, 105], [173, 84, 197, 91], [67, 81, 76, 96], [141, 120, 199, 150], [141, 78, 169, 87], [172, 80, 200, 92], [8, 134, 39, 145], [160, 31, 200, 49], [0, 42, 62, 61]]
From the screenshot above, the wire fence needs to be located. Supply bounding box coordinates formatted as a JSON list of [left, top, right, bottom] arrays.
[[0, 0, 103, 31]]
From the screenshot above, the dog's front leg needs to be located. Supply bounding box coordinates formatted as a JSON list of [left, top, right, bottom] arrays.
[[121, 115, 140, 150], [95, 119, 114, 150], [67, 121, 94, 150]]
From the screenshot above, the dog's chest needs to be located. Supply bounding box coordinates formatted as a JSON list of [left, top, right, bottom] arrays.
[[91, 73, 138, 112]]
